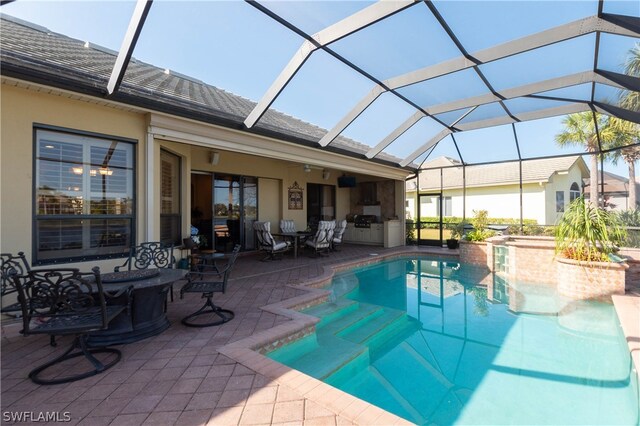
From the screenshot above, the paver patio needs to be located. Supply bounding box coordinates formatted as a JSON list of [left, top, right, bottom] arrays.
[[1, 244, 446, 425]]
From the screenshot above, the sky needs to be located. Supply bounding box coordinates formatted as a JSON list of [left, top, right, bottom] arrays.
[[2, 0, 638, 178]]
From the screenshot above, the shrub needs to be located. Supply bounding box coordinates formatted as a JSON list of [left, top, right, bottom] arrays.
[[466, 210, 496, 242], [617, 208, 640, 248], [555, 197, 627, 261]]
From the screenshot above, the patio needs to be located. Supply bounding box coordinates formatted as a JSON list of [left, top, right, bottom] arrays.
[[1, 244, 446, 426]]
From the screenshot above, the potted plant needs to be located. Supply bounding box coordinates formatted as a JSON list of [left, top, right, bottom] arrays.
[[446, 220, 468, 249], [554, 196, 628, 299]]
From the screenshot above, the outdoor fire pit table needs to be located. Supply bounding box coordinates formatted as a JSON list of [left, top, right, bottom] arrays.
[[87, 268, 186, 346]]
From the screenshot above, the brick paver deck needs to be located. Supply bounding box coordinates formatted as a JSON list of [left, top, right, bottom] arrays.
[[1, 244, 452, 425]]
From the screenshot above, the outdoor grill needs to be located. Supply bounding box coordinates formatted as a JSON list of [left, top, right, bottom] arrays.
[[354, 215, 377, 228]]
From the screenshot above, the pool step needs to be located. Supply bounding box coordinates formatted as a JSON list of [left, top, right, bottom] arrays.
[[317, 303, 384, 336], [285, 335, 369, 380], [302, 299, 358, 325], [337, 308, 406, 344]]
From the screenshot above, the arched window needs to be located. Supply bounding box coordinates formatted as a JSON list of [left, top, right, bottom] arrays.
[[570, 182, 580, 202]]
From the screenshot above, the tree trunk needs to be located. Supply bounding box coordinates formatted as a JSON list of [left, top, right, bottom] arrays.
[[629, 159, 637, 209], [589, 153, 599, 206]]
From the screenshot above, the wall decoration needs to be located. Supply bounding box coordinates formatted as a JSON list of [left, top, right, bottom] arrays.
[[288, 181, 304, 210]]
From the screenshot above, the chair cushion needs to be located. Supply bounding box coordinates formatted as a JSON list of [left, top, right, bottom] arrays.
[[273, 241, 289, 251]]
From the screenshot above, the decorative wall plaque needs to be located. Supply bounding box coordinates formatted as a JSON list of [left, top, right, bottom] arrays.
[[288, 181, 304, 210]]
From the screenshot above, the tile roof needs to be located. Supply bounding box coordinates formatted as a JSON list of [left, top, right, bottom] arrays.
[[0, 14, 398, 165], [418, 155, 587, 190]]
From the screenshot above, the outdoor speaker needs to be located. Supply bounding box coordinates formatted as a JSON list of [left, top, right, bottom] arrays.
[[210, 151, 220, 166]]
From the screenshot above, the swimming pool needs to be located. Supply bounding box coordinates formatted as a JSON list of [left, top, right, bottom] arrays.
[[267, 257, 640, 425]]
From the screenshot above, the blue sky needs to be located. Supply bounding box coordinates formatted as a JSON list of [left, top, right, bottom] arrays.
[[2, 0, 638, 177]]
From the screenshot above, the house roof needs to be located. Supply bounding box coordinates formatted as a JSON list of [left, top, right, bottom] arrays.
[[0, 14, 403, 168], [584, 170, 630, 194], [417, 155, 588, 190]]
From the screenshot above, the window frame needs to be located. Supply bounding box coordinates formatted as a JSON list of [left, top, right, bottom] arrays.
[[32, 124, 137, 265], [569, 182, 580, 202], [160, 148, 182, 246]]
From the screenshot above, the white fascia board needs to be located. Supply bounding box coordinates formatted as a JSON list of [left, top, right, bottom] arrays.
[[107, 0, 152, 95], [385, 15, 636, 91], [400, 128, 452, 167], [245, 0, 416, 130], [319, 85, 386, 147], [366, 111, 424, 158]]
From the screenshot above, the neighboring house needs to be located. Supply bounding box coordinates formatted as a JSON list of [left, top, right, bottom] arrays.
[[0, 16, 409, 268], [584, 171, 640, 211], [406, 156, 589, 226]]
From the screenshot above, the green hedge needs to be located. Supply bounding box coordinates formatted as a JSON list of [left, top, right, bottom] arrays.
[[416, 217, 555, 236]]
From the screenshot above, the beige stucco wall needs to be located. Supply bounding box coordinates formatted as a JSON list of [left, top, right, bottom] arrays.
[[543, 166, 585, 225], [1, 83, 405, 271], [1, 84, 147, 271]]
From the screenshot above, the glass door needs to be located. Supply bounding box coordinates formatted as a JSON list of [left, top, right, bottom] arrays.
[[213, 175, 240, 252], [418, 193, 443, 246], [242, 177, 257, 250]]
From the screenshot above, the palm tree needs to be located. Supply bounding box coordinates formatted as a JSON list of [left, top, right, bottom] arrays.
[[610, 43, 640, 209], [555, 112, 615, 206]]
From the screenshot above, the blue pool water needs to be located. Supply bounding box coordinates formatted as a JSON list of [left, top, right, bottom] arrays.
[[267, 257, 640, 425]]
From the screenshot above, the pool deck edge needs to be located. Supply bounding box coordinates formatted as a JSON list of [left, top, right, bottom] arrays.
[[612, 294, 640, 384]]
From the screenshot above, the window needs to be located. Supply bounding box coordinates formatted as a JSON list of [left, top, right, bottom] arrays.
[[34, 128, 135, 264], [160, 150, 181, 245], [556, 191, 565, 212], [570, 182, 580, 202], [443, 196, 452, 217]]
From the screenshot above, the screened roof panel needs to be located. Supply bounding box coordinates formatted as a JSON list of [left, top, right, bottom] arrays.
[[256, 0, 375, 35], [269, 50, 375, 131], [479, 34, 596, 92], [454, 124, 519, 164], [328, 4, 460, 81], [457, 102, 509, 125], [602, 0, 640, 17], [597, 33, 640, 75], [396, 68, 491, 109], [377, 116, 447, 160], [533, 83, 594, 102], [130, 1, 303, 102], [341, 91, 417, 149], [515, 115, 593, 159], [432, 0, 598, 53], [424, 135, 462, 164], [594, 83, 625, 106], [2, 0, 638, 174]]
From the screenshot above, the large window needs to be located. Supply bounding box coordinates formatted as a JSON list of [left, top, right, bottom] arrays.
[[160, 150, 181, 245], [34, 128, 135, 264], [570, 182, 580, 202]]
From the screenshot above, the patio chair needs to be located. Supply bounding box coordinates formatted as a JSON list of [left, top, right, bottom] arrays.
[[179, 244, 241, 327], [332, 219, 347, 251], [305, 220, 336, 256], [279, 219, 297, 233], [9, 267, 130, 385], [253, 221, 291, 261], [1, 252, 31, 315], [115, 242, 176, 303]]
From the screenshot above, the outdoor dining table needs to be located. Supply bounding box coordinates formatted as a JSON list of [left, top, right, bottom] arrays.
[[272, 231, 314, 259], [87, 268, 186, 346]]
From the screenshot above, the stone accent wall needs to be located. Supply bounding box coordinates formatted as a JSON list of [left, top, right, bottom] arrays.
[[619, 248, 640, 293], [556, 257, 627, 301], [506, 237, 556, 285], [459, 241, 490, 268]]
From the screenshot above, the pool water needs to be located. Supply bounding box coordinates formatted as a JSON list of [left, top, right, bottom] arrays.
[[267, 257, 640, 425]]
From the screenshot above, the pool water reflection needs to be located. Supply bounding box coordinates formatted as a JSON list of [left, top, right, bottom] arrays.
[[268, 257, 640, 425]]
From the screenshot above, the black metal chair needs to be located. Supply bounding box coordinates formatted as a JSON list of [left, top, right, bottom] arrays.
[[180, 244, 240, 327], [1, 252, 31, 315], [115, 242, 175, 303], [10, 267, 130, 385]]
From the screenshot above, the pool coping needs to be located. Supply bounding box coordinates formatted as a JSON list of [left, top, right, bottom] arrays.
[[218, 247, 640, 425]]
